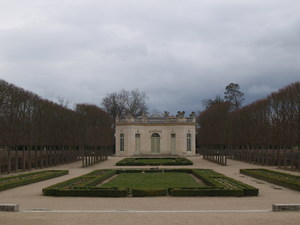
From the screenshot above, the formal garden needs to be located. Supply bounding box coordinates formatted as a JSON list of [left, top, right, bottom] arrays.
[[42, 169, 259, 197], [1, 166, 299, 198], [1, 156, 300, 198]]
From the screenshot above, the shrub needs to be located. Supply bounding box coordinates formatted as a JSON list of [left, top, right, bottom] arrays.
[[170, 188, 243, 197], [191, 169, 258, 196], [116, 169, 192, 174], [116, 158, 193, 166], [240, 169, 300, 192], [42, 169, 116, 196], [43, 187, 128, 197], [76, 170, 116, 187], [0, 170, 68, 192], [132, 188, 168, 197]]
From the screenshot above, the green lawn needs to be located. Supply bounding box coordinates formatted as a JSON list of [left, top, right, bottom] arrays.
[[101, 172, 202, 189]]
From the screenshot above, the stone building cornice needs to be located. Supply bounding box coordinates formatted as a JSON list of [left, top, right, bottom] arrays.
[[116, 111, 196, 125]]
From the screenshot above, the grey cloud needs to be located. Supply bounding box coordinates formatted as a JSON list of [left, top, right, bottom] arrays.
[[0, 0, 300, 114]]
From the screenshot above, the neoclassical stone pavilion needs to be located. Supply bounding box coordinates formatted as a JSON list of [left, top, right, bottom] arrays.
[[115, 111, 196, 156]]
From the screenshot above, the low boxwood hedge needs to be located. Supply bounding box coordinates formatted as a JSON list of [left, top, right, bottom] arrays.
[[0, 170, 68, 192], [132, 188, 168, 197], [170, 188, 243, 197], [43, 169, 258, 197], [191, 169, 258, 196], [42, 170, 127, 197], [44, 187, 128, 197], [240, 169, 300, 192], [116, 168, 191, 174], [76, 170, 116, 187], [116, 157, 193, 166]]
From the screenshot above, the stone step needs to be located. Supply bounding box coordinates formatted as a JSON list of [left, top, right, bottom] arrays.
[[272, 204, 300, 212], [0, 204, 19, 212]]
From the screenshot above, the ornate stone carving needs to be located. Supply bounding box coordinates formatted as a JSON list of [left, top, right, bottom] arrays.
[[177, 111, 185, 118]]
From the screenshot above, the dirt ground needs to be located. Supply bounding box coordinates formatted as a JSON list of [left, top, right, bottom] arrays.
[[0, 156, 300, 225]]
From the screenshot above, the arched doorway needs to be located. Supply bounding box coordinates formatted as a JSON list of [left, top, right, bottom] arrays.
[[151, 133, 160, 153]]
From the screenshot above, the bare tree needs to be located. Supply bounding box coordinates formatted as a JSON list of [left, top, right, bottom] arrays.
[[101, 92, 126, 119], [101, 89, 148, 119], [224, 83, 245, 110], [124, 89, 148, 116], [202, 95, 224, 109], [57, 96, 71, 108]]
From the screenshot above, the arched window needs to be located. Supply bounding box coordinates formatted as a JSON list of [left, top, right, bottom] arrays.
[[135, 133, 141, 154], [151, 133, 160, 153], [187, 133, 191, 151], [120, 134, 125, 152], [171, 133, 176, 154]]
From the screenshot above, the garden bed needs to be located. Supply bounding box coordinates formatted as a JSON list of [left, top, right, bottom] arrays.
[[0, 170, 68, 191], [116, 157, 193, 166], [240, 169, 300, 191], [43, 169, 258, 197]]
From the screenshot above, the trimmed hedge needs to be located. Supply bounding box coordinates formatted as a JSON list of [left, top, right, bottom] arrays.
[[43, 169, 258, 197], [42, 170, 127, 197], [132, 188, 168, 197], [116, 168, 191, 174], [116, 157, 193, 166], [191, 169, 258, 196], [44, 187, 128, 197], [240, 169, 300, 192], [170, 188, 243, 197], [0, 170, 68, 192]]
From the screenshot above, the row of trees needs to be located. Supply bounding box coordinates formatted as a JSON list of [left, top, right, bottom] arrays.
[[0, 79, 114, 147], [198, 82, 300, 146]]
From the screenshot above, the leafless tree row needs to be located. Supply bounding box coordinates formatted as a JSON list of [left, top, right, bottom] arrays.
[[0, 80, 114, 174], [198, 82, 300, 169]]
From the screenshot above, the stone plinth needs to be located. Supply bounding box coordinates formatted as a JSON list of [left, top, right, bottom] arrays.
[[0, 204, 19, 212], [272, 204, 300, 212]]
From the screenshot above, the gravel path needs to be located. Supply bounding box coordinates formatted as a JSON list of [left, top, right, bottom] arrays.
[[0, 156, 299, 225]]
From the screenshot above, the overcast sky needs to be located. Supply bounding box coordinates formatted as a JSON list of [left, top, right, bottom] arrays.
[[1, 0, 299, 114]]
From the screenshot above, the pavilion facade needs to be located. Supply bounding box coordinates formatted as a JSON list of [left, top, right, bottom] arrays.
[[115, 111, 196, 156]]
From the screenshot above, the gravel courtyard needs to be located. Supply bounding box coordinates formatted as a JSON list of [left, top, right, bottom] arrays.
[[0, 156, 299, 225]]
